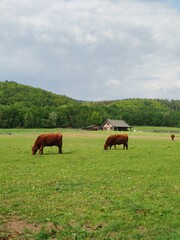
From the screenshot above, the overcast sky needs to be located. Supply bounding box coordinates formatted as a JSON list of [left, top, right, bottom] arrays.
[[1, 0, 180, 101]]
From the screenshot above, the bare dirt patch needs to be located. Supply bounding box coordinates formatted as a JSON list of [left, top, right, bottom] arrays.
[[0, 215, 63, 239]]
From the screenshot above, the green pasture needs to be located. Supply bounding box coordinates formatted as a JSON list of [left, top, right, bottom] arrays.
[[0, 129, 179, 239]]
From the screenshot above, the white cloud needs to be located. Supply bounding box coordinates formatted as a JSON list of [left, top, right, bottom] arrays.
[[0, 0, 180, 100], [104, 79, 122, 87]]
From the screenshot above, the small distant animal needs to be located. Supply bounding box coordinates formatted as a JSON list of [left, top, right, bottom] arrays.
[[32, 133, 63, 155], [104, 134, 128, 150], [171, 134, 175, 141]]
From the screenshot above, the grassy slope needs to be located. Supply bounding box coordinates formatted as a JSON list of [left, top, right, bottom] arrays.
[[0, 129, 179, 239]]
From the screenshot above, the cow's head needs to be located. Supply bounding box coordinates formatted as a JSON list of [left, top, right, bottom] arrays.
[[104, 144, 108, 150], [32, 146, 38, 155]]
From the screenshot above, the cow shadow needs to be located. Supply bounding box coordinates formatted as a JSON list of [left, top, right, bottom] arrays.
[[109, 148, 126, 151], [42, 151, 73, 155]]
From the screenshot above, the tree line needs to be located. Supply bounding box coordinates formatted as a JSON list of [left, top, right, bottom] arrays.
[[0, 81, 180, 128]]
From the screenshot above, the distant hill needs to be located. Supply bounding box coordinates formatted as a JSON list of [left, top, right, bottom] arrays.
[[0, 81, 78, 107], [0, 80, 179, 128]]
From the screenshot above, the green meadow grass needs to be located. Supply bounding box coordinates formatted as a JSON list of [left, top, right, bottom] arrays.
[[0, 129, 179, 239]]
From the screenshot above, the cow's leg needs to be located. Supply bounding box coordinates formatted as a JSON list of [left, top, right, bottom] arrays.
[[39, 145, 44, 155], [58, 146, 62, 154], [123, 143, 128, 150]]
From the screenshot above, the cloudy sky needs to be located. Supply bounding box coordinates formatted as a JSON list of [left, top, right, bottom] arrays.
[[1, 0, 180, 101]]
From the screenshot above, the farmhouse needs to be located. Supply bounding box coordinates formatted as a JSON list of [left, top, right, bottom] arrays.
[[83, 124, 100, 131], [102, 119, 132, 131]]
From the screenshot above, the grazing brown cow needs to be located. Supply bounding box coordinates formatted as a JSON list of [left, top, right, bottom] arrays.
[[32, 133, 63, 155], [171, 134, 175, 141], [104, 134, 128, 150]]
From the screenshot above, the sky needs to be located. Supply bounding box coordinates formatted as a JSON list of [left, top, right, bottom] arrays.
[[0, 0, 180, 101]]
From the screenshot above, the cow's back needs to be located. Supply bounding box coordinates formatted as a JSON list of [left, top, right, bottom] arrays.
[[116, 134, 128, 144], [44, 133, 61, 145], [35, 133, 62, 146]]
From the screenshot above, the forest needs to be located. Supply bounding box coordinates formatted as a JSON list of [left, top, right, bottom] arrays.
[[0, 81, 180, 128]]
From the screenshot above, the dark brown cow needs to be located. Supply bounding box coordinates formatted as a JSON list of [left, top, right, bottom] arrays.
[[32, 133, 63, 155], [104, 134, 128, 150], [171, 134, 175, 141]]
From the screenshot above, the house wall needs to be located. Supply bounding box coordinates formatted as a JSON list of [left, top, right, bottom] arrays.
[[103, 122, 113, 130]]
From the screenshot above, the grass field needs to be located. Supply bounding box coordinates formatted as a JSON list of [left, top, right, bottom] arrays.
[[0, 128, 179, 239]]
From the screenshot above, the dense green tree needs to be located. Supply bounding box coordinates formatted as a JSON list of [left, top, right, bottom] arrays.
[[48, 111, 58, 127], [24, 111, 34, 128]]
